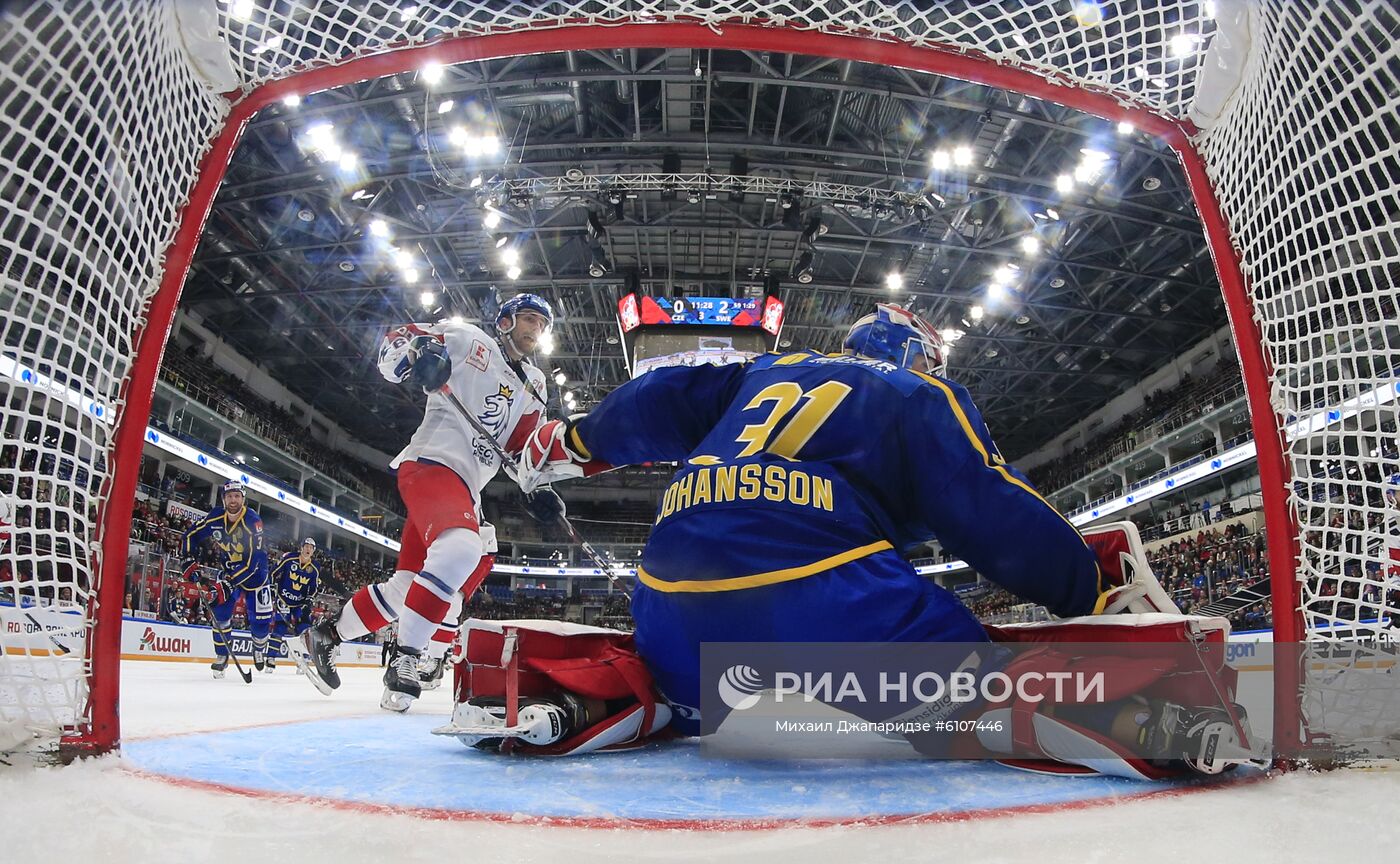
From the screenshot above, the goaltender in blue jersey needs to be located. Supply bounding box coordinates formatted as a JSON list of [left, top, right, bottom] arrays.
[[518, 304, 1103, 733]]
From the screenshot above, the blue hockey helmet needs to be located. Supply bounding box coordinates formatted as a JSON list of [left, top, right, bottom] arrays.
[[221, 480, 245, 497], [843, 303, 948, 376], [1386, 472, 1400, 506], [495, 293, 554, 335]]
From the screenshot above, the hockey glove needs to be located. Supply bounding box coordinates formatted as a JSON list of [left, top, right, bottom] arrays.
[[409, 338, 452, 393], [517, 418, 610, 494], [180, 558, 203, 583], [523, 487, 567, 524], [209, 578, 233, 607]]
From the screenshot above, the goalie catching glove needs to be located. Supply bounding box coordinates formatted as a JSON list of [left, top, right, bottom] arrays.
[[516, 418, 611, 494]]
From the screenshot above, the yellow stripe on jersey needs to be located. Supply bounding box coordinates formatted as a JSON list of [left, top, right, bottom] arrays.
[[637, 540, 893, 593], [910, 370, 1104, 594]]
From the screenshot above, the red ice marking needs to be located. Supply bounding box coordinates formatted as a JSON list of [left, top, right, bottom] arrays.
[[118, 765, 1273, 832], [125, 714, 384, 743]]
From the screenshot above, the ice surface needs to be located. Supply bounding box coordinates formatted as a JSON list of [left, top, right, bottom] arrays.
[[1, 661, 1398, 862]]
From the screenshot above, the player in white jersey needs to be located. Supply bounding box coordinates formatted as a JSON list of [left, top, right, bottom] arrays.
[[302, 294, 552, 711]]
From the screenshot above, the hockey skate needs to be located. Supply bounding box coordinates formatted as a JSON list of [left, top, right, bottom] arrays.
[[264, 655, 276, 673], [381, 645, 423, 713], [418, 655, 447, 691], [301, 621, 341, 695], [1138, 699, 1251, 775], [210, 654, 230, 680], [253, 647, 267, 672]]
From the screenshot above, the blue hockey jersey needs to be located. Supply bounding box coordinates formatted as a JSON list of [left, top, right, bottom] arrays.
[[572, 351, 1101, 616], [271, 553, 319, 605], [181, 506, 269, 589]]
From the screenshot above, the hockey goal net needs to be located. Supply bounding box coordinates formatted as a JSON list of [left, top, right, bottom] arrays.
[[1, 1, 1396, 760]]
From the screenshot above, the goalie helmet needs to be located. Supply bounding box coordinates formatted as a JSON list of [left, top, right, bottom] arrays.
[[495, 293, 554, 335], [843, 303, 947, 376]]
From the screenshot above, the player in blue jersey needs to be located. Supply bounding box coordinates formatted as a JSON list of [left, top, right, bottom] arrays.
[[180, 480, 272, 677], [266, 537, 321, 673], [518, 303, 1104, 734]]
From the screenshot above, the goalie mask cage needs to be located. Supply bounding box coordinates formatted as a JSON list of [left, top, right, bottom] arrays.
[[1, 0, 1396, 762]]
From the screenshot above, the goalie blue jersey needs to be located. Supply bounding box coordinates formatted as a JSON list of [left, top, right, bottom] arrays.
[[572, 351, 1100, 616]]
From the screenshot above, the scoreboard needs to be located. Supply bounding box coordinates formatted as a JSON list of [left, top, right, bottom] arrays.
[[618, 294, 785, 336], [616, 292, 786, 378]]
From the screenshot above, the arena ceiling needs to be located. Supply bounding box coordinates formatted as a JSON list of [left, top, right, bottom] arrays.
[[181, 46, 1225, 465]]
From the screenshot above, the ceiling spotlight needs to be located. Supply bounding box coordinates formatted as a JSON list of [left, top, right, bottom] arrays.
[[686, 190, 700, 204], [1045, 207, 1060, 220], [337, 151, 357, 172], [605, 189, 623, 205], [1020, 236, 1041, 255], [449, 125, 469, 147], [565, 167, 586, 181], [539, 333, 554, 355], [1015, 314, 1031, 325], [885, 272, 904, 291], [493, 233, 510, 249], [500, 246, 520, 266], [230, 0, 255, 22], [282, 93, 301, 108], [469, 174, 483, 189], [1055, 174, 1074, 194], [483, 209, 502, 229], [338, 260, 355, 272], [369, 218, 389, 237], [449, 315, 464, 324], [403, 268, 420, 284], [930, 149, 951, 171], [506, 265, 522, 280], [970, 305, 985, 321], [419, 290, 436, 307], [297, 208, 315, 222], [794, 250, 815, 284], [421, 62, 444, 85], [952, 145, 973, 166], [778, 192, 796, 210], [1143, 176, 1162, 191], [564, 390, 575, 402], [1050, 276, 1066, 288], [588, 260, 608, 278], [393, 248, 413, 268], [553, 372, 567, 386], [1116, 120, 1135, 135], [437, 99, 454, 114]]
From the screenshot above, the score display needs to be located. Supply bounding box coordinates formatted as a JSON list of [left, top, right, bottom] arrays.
[[618, 294, 785, 336]]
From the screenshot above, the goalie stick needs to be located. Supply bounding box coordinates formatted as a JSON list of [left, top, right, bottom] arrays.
[[438, 384, 632, 597]]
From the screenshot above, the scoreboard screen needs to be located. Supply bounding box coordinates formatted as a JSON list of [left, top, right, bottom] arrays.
[[618, 294, 785, 336]]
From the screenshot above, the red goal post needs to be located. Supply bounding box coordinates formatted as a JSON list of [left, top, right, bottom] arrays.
[[1, 1, 1394, 761]]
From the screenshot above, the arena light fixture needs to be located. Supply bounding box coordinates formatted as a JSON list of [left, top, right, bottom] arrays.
[[506, 265, 522, 280], [885, 271, 904, 291], [482, 209, 502, 229], [553, 372, 566, 386], [419, 290, 435, 307], [1055, 173, 1074, 193], [930, 149, 951, 171], [1021, 236, 1041, 255], [1117, 120, 1135, 135], [230, 0, 255, 23], [970, 304, 985, 321], [952, 145, 973, 166], [421, 61, 444, 85], [403, 268, 420, 284], [437, 99, 454, 114], [500, 246, 520, 266], [369, 218, 389, 237], [281, 93, 300, 108]]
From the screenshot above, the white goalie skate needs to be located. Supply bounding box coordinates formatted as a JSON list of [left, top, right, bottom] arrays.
[[431, 698, 574, 748]]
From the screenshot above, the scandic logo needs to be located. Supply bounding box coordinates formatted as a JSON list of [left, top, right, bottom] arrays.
[[138, 627, 192, 654]]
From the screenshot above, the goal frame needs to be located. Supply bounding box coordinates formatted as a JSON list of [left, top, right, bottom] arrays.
[[83, 22, 1301, 756]]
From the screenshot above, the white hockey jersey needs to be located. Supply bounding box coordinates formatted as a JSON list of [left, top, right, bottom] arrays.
[[378, 321, 548, 498]]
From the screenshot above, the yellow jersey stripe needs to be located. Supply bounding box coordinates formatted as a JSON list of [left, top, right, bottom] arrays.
[[637, 540, 893, 593], [911, 370, 1104, 593]]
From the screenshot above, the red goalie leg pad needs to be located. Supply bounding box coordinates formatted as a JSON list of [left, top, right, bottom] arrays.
[[454, 619, 669, 756]]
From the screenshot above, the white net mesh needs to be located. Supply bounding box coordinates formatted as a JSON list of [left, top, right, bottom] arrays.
[[1, 0, 1397, 757], [1, 0, 226, 749]]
